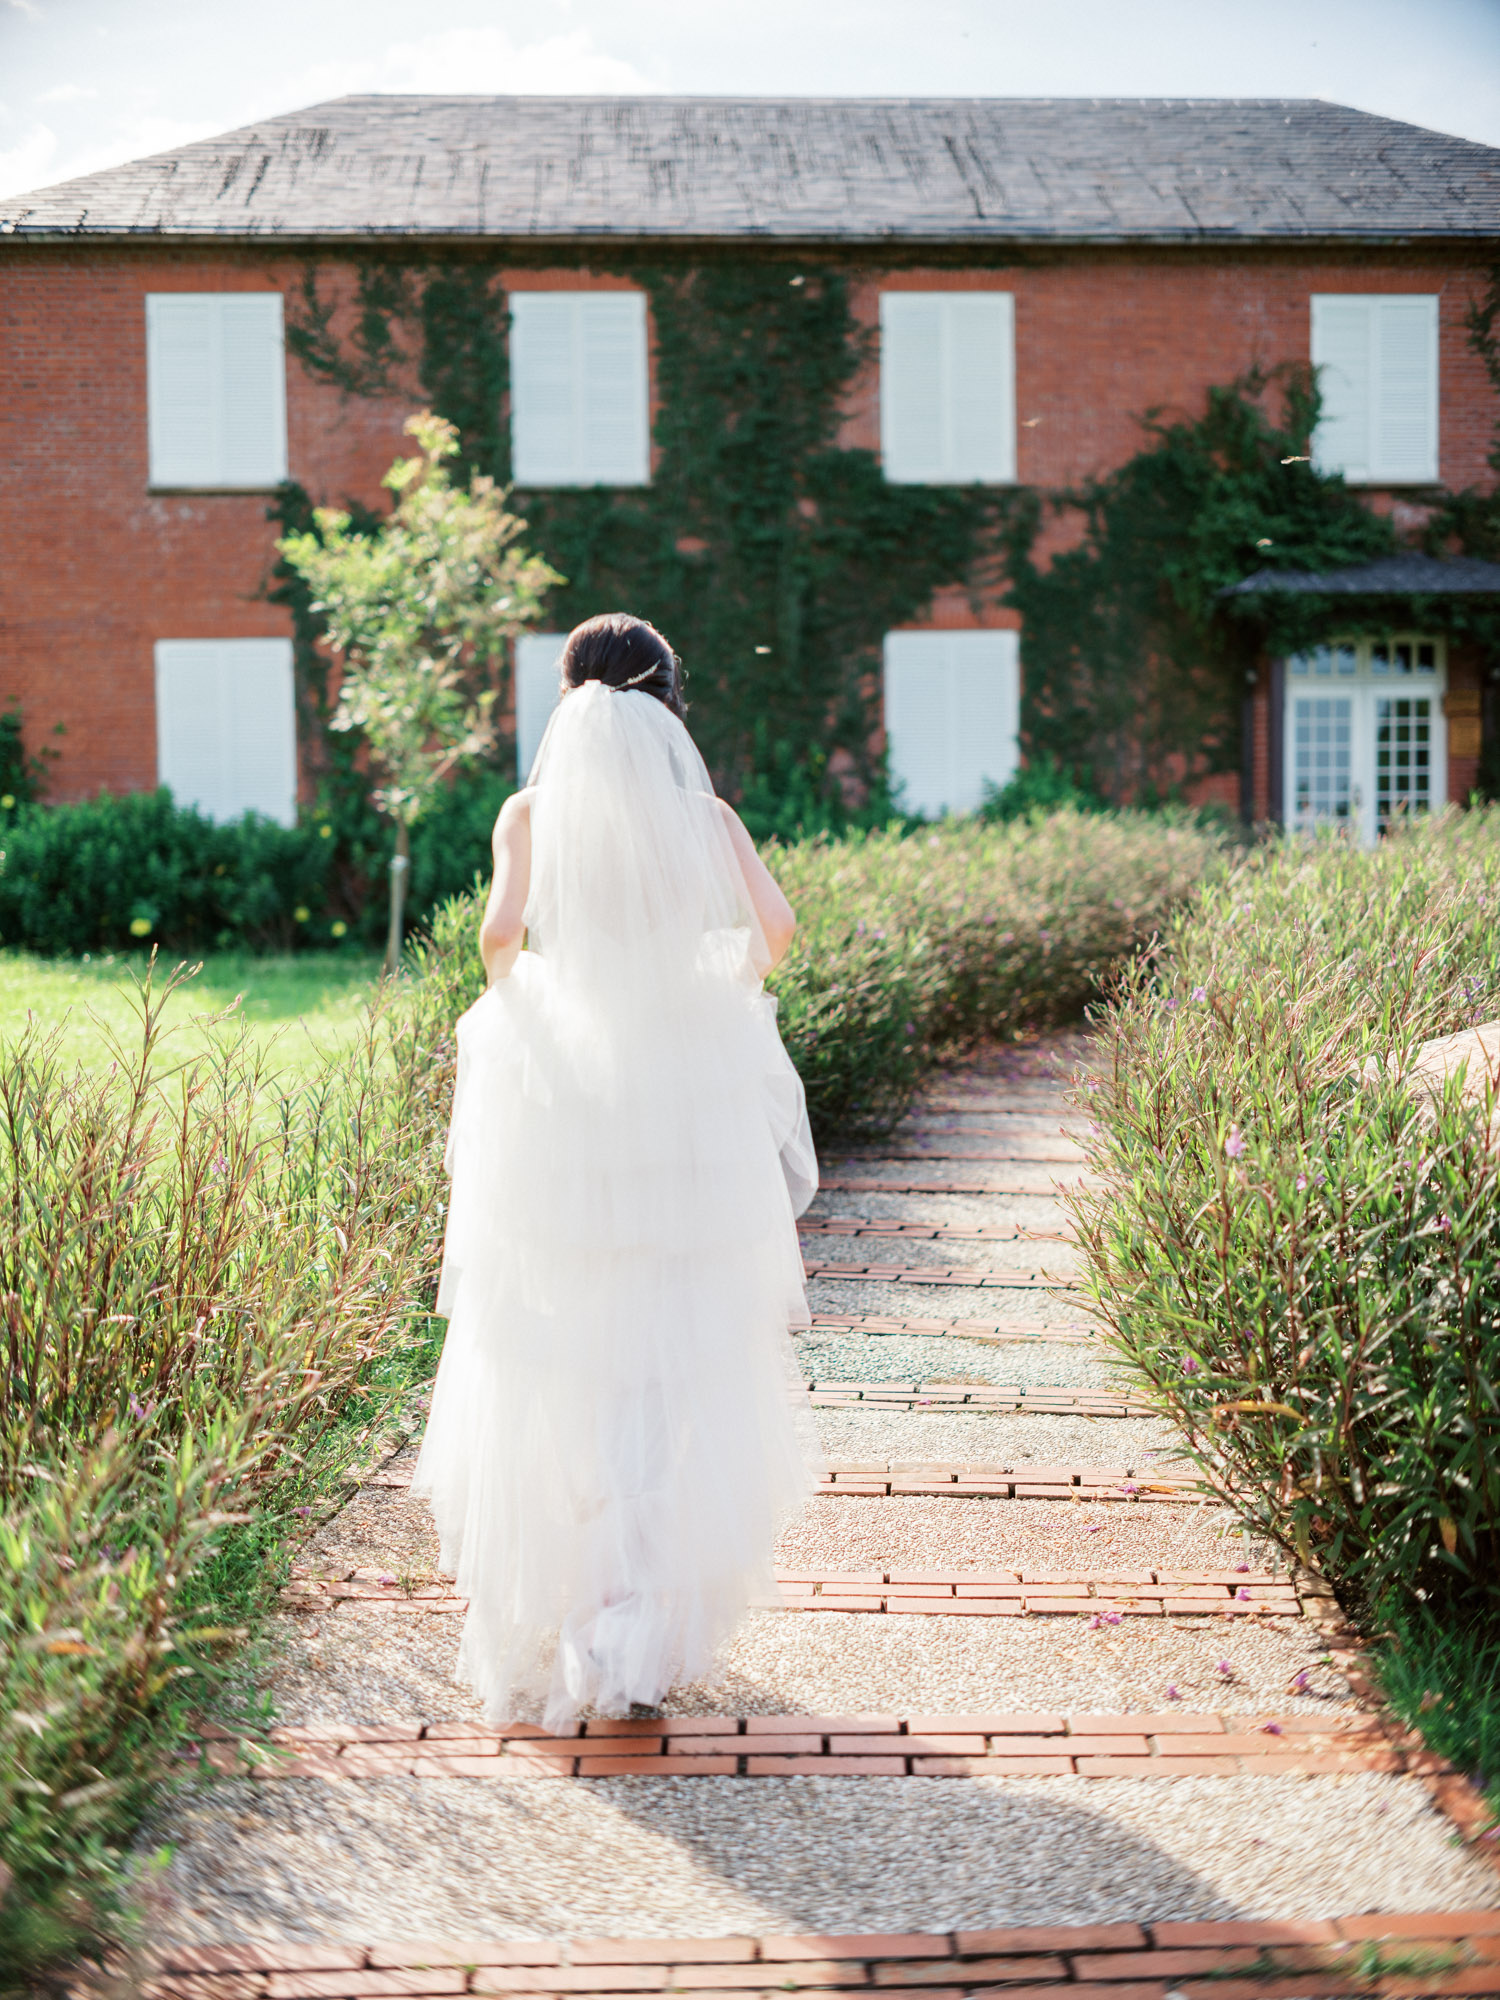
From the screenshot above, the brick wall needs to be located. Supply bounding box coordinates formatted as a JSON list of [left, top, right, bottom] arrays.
[[0, 240, 1491, 804]]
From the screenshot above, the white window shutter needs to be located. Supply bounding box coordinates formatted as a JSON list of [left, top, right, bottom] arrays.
[[881, 293, 1015, 485], [155, 638, 297, 825], [883, 630, 1019, 817], [884, 631, 954, 815], [147, 294, 286, 488], [218, 295, 288, 487], [510, 292, 649, 487], [580, 295, 649, 484], [510, 295, 582, 485], [947, 295, 1016, 482], [1311, 297, 1374, 480], [881, 295, 948, 483], [514, 632, 566, 780], [147, 297, 219, 487], [1312, 295, 1437, 484], [1373, 297, 1438, 483]]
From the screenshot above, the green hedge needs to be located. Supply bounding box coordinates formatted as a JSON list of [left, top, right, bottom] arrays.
[[1073, 811, 1500, 1619], [421, 807, 1225, 1144], [0, 774, 514, 957]]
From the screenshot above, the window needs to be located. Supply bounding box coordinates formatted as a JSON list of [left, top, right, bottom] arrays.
[[509, 292, 650, 487], [1310, 295, 1438, 485], [883, 629, 1019, 817], [146, 294, 287, 488], [879, 292, 1016, 484], [514, 632, 566, 779], [154, 639, 297, 825], [1285, 634, 1446, 843]]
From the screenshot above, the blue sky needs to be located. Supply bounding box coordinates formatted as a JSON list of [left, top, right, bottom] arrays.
[[2, 0, 1498, 201]]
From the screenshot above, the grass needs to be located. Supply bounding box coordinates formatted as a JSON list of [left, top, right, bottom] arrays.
[[0, 948, 382, 1076], [1371, 1603, 1500, 1832]]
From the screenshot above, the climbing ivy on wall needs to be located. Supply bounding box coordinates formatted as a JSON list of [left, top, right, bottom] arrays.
[[278, 254, 1500, 813], [283, 252, 991, 803], [998, 367, 1400, 798]]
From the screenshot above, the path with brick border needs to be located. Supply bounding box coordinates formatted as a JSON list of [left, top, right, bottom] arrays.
[[279, 1565, 1317, 1620], [143, 1031, 1500, 1991], [148, 1916, 1500, 1999]]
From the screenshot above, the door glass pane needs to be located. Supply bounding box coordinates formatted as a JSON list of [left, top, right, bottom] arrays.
[[1290, 696, 1354, 826], [1375, 696, 1432, 828]]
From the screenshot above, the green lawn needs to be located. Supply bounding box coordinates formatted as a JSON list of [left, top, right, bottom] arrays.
[[0, 948, 385, 1076]]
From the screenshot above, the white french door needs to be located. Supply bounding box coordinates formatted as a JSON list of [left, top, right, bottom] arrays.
[[1284, 636, 1446, 845]]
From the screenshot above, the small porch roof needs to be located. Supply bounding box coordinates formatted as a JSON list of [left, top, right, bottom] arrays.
[[1223, 554, 1500, 598]]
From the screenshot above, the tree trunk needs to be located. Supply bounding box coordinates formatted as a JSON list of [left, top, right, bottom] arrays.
[[383, 821, 411, 977]]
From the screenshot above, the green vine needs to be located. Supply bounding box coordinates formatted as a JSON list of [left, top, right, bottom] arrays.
[[280, 253, 1500, 813], [285, 251, 992, 803]]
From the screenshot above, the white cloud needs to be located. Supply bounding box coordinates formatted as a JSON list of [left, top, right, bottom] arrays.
[[37, 83, 99, 104], [0, 122, 56, 200], [6, 0, 42, 19], [0, 110, 220, 201], [377, 25, 648, 94]]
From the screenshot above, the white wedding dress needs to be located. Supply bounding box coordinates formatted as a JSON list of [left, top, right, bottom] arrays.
[[413, 681, 821, 1728]]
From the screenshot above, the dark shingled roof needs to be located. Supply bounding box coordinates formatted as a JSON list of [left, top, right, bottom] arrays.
[[4, 95, 1500, 243], [1224, 555, 1500, 597]]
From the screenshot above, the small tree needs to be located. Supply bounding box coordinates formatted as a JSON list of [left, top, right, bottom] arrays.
[[278, 412, 562, 971]]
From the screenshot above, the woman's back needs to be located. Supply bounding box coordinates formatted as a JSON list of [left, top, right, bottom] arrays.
[[413, 616, 820, 1727]]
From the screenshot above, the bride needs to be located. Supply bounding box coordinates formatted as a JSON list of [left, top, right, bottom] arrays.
[[414, 613, 821, 1728]]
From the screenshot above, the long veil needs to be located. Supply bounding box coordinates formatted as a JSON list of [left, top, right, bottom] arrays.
[[415, 681, 821, 1726]]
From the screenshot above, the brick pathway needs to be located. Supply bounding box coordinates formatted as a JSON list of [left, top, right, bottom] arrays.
[[280, 1565, 1318, 1620], [144, 1032, 1500, 1994], [148, 1912, 1500, 2000]]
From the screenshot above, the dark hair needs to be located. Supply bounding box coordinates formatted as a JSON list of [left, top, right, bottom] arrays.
[[558, 613, 686, 719]]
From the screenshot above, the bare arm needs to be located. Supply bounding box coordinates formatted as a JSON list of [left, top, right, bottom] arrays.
[[718, 799, 797, 971], [479, 791, 533, 984]]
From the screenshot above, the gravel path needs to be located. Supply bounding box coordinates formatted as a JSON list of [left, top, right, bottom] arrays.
[[821, 1159, 1083, 1194], [806, 1191, 1076, 1230], [152, 1771, 1497, 1945], [144, 1028, 1495, 1957], [812, 1407, 1182, 1462], [805, 1277, 1092, 1330], [804, 1234, 1082, 1274], [775, 1495, 1273, 1574], [261, 1602, 1350, 1732], [796, 1330, 1122, 1388]]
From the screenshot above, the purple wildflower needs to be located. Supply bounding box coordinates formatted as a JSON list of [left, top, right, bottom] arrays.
[[1262, 1722, 1283, 1736], [1165, 1684, 1182, 1701], [1289, 1670, 1311, 1695], [1225, 1126, 1246, 1159], [1103, 1610, 1121, 1625], [1216, 1659, 1235, 1678], [1235, 1586, 1251, 1601], [1181, 1356, 1200, 1377], [1191, 986, 1207, 1002], [1295, 1174, 1308, 1191], [1235, 1562, 1251, 1573]]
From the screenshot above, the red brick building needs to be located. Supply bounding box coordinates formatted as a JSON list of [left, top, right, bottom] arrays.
[[2, 95, 1498, 829]]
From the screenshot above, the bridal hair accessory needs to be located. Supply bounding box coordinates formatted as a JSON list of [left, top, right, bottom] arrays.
[[617, 660, 660, 688]]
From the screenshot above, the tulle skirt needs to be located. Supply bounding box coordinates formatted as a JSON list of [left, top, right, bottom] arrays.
[[413, 938, 821, 1728]]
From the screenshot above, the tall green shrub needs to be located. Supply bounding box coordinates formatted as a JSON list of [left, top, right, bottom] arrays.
[[421, 808, 1224, 1143], [1072, 812, 1500, 1615], [0, 961, 454, 1960]]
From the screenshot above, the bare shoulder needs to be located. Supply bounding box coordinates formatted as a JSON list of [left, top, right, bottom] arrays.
[[493, 788, 535, 845], [716, 796, 751, 841]]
